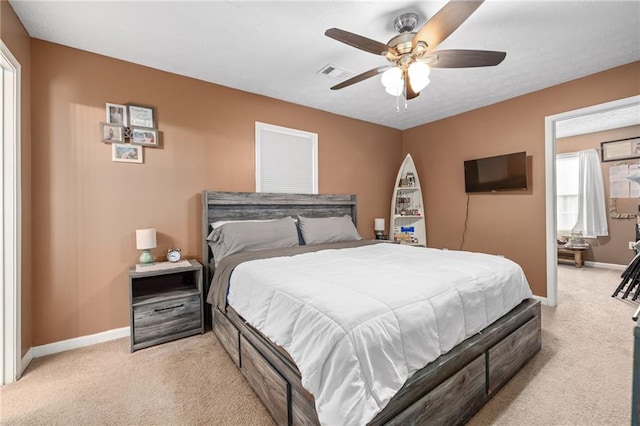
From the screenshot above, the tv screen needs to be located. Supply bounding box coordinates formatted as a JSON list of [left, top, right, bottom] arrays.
[[464, 151, 527, 193]]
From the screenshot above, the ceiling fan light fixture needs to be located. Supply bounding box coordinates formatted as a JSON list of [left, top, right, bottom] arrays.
[[385, 84, 404, 96], [381, 66, 403, 90], [408, 61, 431, 93]]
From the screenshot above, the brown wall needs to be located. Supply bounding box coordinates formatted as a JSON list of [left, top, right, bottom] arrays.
[[1, 0, 32, 356], [558, 126, 640, 265], [30, 40, 402, 346], [403, 61, 640, 297]]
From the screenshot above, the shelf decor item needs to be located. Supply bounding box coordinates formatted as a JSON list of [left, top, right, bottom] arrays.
[[136, 228, 157, 265], [390, 153, 426, 246]]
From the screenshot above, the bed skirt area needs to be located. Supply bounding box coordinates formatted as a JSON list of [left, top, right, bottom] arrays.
[[212, 298, 542, 425]]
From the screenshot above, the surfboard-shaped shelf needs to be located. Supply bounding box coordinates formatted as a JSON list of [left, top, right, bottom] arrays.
[[390, 154, 427, 247]]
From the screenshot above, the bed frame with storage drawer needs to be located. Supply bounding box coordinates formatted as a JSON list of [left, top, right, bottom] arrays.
[[202, 190, 542, 425]]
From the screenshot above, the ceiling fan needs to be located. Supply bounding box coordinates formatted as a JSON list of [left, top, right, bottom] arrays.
[[325, 0, 506, 100]]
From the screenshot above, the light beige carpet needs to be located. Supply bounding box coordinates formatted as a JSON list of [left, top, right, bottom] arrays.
[[1, 265, 636, 425]]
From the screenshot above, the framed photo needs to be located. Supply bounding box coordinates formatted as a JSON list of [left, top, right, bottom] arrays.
[[601, 137, 640, 162], [112, 143, 143, 163], [128, 105, 154, 128], [100, 122, 124, 143], [129, 126, 159, 147], [105, 103, 127, 126]]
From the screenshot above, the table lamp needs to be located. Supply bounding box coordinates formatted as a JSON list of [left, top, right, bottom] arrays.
[[374, 218, 385, 239], [136, 228, 156, 265]]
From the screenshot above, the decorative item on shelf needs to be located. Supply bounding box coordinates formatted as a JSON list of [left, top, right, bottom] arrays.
[[374, 218, 385, 239], [136, 228, 157, 266], [167, 247, 182, 263], [406, 172, 415, 187], [101, 103, 160, 162]]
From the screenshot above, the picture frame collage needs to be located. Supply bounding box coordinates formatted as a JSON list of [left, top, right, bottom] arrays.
[[100, 103, 159, 163]]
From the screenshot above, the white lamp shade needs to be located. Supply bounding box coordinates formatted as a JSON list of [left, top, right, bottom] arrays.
[[136, 228, 157, 250], [381, 67, 403, 90], [408, 61, 431, 93], [385, 85, 404, 96], [374, 218, 385, 232]]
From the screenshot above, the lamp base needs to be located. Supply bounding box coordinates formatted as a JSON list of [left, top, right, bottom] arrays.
[[139, 249, 154, 265]]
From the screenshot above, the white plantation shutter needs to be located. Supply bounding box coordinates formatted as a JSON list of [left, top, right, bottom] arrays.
[[255, 122, 318, 194]]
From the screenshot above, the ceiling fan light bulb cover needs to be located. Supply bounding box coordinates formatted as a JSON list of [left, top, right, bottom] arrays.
[[408, 62, 431, 93], [410, 76, 430, 93], [381, 67, 403, 89], [385, 85, 404, 96]]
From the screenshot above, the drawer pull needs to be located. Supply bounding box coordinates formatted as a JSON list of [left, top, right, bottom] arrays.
[[154, 304, 184, 312]]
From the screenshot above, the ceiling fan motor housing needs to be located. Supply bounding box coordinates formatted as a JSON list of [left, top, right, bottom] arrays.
[[393, 13, 419, 33]]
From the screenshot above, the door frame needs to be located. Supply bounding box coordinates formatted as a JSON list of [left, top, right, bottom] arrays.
[[1, 40, 22, 385], [544, 95, 640, 307]]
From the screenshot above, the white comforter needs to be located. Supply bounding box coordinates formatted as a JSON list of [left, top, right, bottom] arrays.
[[227, 244, 532, 426]]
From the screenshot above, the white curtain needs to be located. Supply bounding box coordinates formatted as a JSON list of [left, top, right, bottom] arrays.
[[572, 149, 608, 238]]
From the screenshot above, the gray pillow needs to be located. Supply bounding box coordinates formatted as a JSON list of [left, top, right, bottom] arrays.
[[207, 216, 299, 266], [297, 215, 362, 245]]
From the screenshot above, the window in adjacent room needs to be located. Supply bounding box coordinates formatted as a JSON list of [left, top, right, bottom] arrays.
[[255, 122, 318, 194], [556, 149, 608, 238], [556, 152, 579, 236]]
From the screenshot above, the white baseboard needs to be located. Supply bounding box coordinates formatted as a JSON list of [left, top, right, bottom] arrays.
[[31, 326, 130, 359], [20, 347, 33, 376], [531, 295, 550, 306], [584, 261, 626, 270]]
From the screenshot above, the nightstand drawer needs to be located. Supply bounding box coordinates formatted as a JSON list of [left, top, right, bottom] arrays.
[[133, 295, 201, 343]]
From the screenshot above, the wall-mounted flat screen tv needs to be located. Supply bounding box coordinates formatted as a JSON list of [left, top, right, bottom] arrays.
[[464, 151, 527, 193]]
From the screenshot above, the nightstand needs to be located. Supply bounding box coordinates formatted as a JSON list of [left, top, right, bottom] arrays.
[[128, 259, 204, 352]]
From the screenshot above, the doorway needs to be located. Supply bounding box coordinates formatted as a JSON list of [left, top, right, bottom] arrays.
[[1, 40, 21, 385], [544, 95, 640, 307]]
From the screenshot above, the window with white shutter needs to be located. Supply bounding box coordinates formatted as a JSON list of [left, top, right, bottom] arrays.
[[255, 122, 318, 194]]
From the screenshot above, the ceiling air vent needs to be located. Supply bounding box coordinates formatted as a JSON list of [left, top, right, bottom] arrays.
[[318, 64, 351, 80]]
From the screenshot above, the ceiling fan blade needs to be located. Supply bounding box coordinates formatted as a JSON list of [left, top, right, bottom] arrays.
[[413, 0, 484, 50], [325, 28, 395, 56], [331, 66, 391, 90], [429, 49, 506, 68], [404, 71, 420, 100]]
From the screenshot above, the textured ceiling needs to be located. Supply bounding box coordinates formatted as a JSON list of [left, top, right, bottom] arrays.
[[9, 0, 640, 130]]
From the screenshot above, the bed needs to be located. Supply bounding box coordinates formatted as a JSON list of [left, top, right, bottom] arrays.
[[201, 190, 541, 425]]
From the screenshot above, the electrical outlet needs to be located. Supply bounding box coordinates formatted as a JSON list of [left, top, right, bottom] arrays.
[[630, 241, 637, 250]]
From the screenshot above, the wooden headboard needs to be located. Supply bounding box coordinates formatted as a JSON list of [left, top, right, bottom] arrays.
[[201, 191, 358, 297]]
